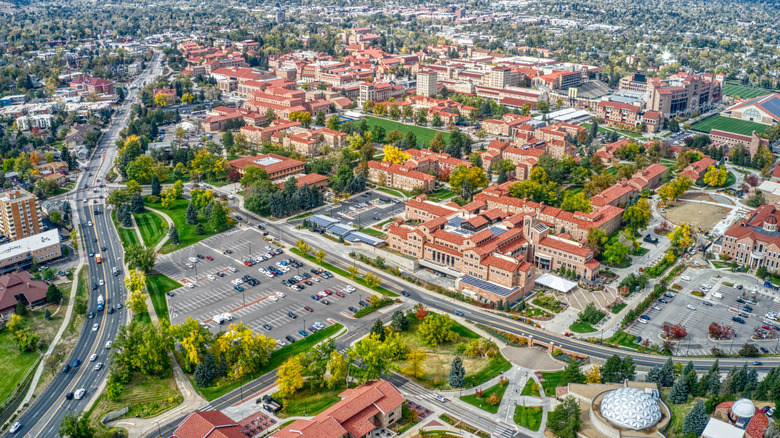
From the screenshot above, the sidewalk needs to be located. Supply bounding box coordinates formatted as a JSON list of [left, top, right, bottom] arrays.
[[496, 366, 547, 438]]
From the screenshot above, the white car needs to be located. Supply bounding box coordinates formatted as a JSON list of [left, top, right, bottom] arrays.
[[276, 292, 285, 298], [89, 354, 98, 362], [681, 276, 691, 281], [265, 246, 272, 251], [269, 295, 278, 301], [345, 285, 356, 292], [9, 422, 21, 433], [652, 305, 662, 310], [187, 282, 195, 288], [276, 339, 286, 347], [702, 284, 712, 289], [207, 274, 216, 280], [313, 277, 321, 283], [687, 304, 697, 310], [94, 362, 103, 371], [434, 395, 447, 403], [189, 257, 198, 263], [318, 291, 328, 297], [229, 266, 238, 273], [92, 323, 99, 332], [99, 279, 104, 286], [693, 261, 700, 267], [637, 318, 648, 324], [105, 341, 112, 349], [74, 389, 86, 400]]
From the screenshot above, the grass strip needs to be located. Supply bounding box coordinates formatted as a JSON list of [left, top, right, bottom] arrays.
[[460, 382, 508, 414], [145, 274, 181, 323], [514, 406, 543, 431]]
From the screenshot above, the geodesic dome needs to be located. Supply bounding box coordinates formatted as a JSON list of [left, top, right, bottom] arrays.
[[600, 388, 662, 430]]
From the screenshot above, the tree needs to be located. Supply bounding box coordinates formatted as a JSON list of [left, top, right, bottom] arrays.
[[560, 192, 592, 213], [209, 201, 228, 232], [277, 355, 305, 398], [59, 412, 95, 438], [383, 144, 411, 163], [46, 283, 62, 303], [186, 202, 199, 225], [151, 174, 162, 197], [601, 355, 623, 383], [603, 240, 631, 265], [222, 130, 234, 149], [703, 165, 728, 187], [350, 333, 403, 382], [738, 343, 759, 357], [126, 244, 157, 272], [364, 273, 381, 289], [15, 300, 27, 316], [658, 358, 676, 387], [402, 349, 427, 378], [537, 100, 549, 114], [449, 356, 465, 388], [669, 378, 689, 403], [682, 400, 707, 436], [370, 318, 386, 342], [663, 323, 688, 340], [562, 359, 585, 385], [194, 352, 218, 387], [417, 313, 457, 346], [585, 365, 602, 383], [449, 165, 488, 200], [325, 351, 349, 389], [623, 199, 652, 231], [391, 310, 409, 331], [169, 225, 179, 245], [622, 356, 636, 381], [547, 396, 581, 438], [669, 223, 694, 255], [130, 192, 145, 213], [315, 249, 326, 265], [327, 115, 341, 131]]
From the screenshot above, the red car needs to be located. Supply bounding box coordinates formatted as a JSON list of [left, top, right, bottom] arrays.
[[335, 291, 345, 298], [324, 289, 332, 295], [244, 261, 253, 266], [206, 255, 214, 261], [304, 306, 314, 312]]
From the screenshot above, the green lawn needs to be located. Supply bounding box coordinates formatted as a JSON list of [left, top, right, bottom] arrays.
[[461, 382, 509, 414], [376, 187, 408, 198], [580, 122, 645, 139], [539, 371, 565, 396], [606, 330, 642, 349], [0, 329, 40, 404], [112, 209, 140, 248], [143, 197, 227, 254], [427, 188, 456, 201], [135, 209, 168, 248], [290, 248, 398, 297], [514, 406, 543, 431], [276, 386, 342, 417], [357, 227, 386, 238], [364, 116, 451, 146], [89, 371, 182, 422], [464, 355, 511, 388], [145, 274, 181, 323], [196, 324, 343, 401], [723, 83, 773, 98], [690, 115, 768, 136], [520, 379, 541, 396], [569, 322, 596, 333], [611, 303, 627, 314]]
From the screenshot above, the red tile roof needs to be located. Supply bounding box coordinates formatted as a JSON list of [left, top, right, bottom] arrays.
[[0, 271, 48, 313], [173, 411, 245, 438], [228, 153, 304, 174]]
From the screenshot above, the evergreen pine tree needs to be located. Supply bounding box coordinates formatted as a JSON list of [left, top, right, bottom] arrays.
[[130, 192, 145, 213], [745, 368, 758, 396], [194, 352, 218, 387], [659, 358, 675, 387], [602, 355, 623, 383], [121, 205, 133, 227], [169, 225, 179, 245], [496, 299, 503, 310], [46, 283, 62, 303], [682, 400, 708, 436], [682, 361, 695, 378], [195, 223, 205, 235], [497, 166, 508, 184], [204, 202, 214, 219], [151, 174, 161, 197], [391, 310, 409, 332], [562, 359, 585, 385], [218, 353, 227, 377], [504, 300, 511, 311], [370, 319, 386, 341], [684, 369, 699, 397], [621, 356, 636, 381], [669, 378, 689, 404], [15, 300, 26, 316], [449, 356, 465, 388], [646, 367, 661, 384], [186, 202, 198, 225], [44, 308, 51, 320]]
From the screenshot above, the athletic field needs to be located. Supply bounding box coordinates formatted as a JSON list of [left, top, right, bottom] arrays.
[[690, 115, 767, 136], [722, 83, 772, 99], [363, 116, 451, 146]]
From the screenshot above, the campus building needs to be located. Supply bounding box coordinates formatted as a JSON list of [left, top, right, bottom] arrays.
[[227, 154, 305, 182], [272, 380, 404, 438], [0, 229, 62, 274], [712, 204, 780, 271], [721, 93, 780, 125], [0, 270, 49, 319], [645, 72, 722, 119], [416, 70, 438, 97]]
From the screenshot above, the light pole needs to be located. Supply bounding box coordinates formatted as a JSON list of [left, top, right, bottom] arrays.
[[303, 318, 306, 333], [156, 421, 161, 438]]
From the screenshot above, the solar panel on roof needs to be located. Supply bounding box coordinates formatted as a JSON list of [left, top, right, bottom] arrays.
[[489, 226, 506, 237], [761, 96, 780, 119], [448, 217, 465, 227], [459, 275, 519, 297]]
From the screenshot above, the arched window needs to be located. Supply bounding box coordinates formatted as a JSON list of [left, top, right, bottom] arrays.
[[743, 108, 761, 122]]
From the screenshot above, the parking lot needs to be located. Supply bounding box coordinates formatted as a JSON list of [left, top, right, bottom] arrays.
[[320, 190, 405, 227], [626, 268, 780, 355], [155, 229, 377, 345]]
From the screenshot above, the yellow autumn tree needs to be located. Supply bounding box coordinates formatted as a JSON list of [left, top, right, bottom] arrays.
[[382, 145, 411, 164], [277, 354, 305, 398], [401, 348, 427, 378], [585, 364, 602, 383]]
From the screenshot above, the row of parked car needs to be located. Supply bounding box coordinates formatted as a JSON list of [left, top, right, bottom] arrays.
[[243, 246, 284, 267]]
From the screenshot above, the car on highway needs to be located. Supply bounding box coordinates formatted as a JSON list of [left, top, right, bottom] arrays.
[[74, 389, 86, 400], [62, 364, 70, 373], [92, 323, 99, 332], [454, 310, 464, 316], [94, 363, 103, 371], [753, 361, 763, 366], [88, 312, 95, 319], [73, 359, 81, 367], [65, 392, 74, 400], [434, 395, 447, 403], [90, 354, 98, 362], [9, 422, 21, 433], [105, 341, 112, 349]]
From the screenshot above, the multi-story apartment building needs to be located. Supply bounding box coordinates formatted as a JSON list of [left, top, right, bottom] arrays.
[[486, 66, 511, 88], [708, 130, 769, 157], [533, 70, 582, 91], [358, 82, 405, 105], [0, 189, 42, 241], [367, 161, 436, 192], [595, 101, 641, 129], [417, 70, 438, 97], [227, 154, 305, 182], [646, 72, 722, 119], [712, 205, 780, 271]]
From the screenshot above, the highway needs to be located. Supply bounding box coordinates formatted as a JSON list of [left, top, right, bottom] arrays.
[[8, 52, 164, 438]]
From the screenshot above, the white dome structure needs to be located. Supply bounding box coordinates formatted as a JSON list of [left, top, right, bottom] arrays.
[[600, 388, 662, 430], [732, 399, 756, 419]]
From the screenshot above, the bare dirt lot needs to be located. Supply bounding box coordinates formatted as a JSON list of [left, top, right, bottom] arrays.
[[664, 201, 731, 231]]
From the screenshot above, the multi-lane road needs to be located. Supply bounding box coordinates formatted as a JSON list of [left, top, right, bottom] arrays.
[[8, 53, 164, 438]]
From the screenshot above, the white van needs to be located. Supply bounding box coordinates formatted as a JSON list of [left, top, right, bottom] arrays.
[[213, 314, 226, 324], [711, 292, 723, 299]]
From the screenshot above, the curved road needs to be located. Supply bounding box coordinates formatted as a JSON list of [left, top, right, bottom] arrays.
[[7, 53, 164, 438]]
